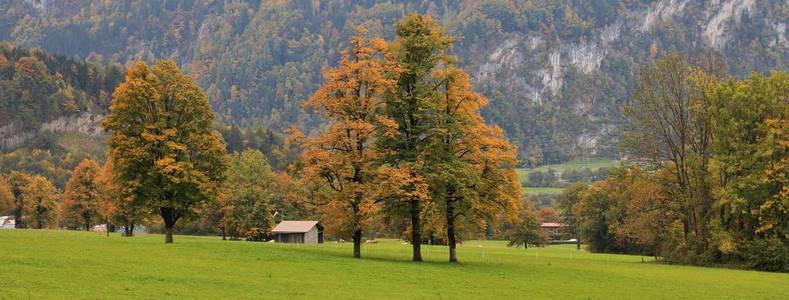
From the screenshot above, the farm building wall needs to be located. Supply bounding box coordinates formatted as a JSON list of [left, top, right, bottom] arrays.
[[304, 226, 318, 244]]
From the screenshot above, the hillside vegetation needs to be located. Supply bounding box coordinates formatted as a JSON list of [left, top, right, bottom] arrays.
[[0, 230, 786, 299], [2, 0, 786, 163]]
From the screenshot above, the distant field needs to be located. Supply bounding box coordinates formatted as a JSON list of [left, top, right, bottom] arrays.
[[522, 187, 565, 195], [1, 230, 786, 299], [516, 159, 621, 195]]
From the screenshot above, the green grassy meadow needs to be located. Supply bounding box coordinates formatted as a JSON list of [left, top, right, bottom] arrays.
[[517, 159, 621, 195], [1, 230, 787, 299], [521, 186, 565, 195]]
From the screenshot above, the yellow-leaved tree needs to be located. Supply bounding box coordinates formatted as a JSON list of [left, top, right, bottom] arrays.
[[62, 159, 101, 230], [103, 61, 227, 243]]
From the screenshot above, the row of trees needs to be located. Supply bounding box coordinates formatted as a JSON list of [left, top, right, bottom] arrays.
[[559, 54, 788, 272], [299, 15, 523, 262], [2, 14, 537, 263], [0, 160, 113, 231]]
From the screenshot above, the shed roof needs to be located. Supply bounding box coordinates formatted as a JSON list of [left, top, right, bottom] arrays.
[[541, 222, 562, 228], [272, 221, 320, 233]]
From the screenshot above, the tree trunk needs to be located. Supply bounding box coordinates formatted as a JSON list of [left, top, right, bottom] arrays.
[[446, 194, 457, 263], [124, 223, 134, 237], [575, 223, 581, 250], [165, 227, 174, 244], [161, 207, 177, 243], [13, 206, 23, 228], [161, 207, 179, 244], [410, 199, 422, 262], [353, 229, 362, 258]]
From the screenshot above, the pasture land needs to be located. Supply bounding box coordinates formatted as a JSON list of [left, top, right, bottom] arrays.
[[0, 230, 786, 299], [517, 158, 621, 195], [521, 186, 565, 195]]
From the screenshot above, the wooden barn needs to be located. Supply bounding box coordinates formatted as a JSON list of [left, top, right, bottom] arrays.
[[541, 222, 563, 241], [271, 221, 324, 244]]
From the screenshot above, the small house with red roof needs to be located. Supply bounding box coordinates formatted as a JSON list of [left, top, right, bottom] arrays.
[[541, 222, 563, 241]]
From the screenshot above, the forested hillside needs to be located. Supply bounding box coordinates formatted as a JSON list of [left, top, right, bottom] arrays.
[[1, 0, 787, 164], [0, 43, 123, 187]]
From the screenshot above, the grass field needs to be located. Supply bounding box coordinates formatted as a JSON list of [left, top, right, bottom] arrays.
[[522, 187, 565, 195], [516, 158, 622, 181], [517, 159, 621, 195], [1, 230, 787, 299]]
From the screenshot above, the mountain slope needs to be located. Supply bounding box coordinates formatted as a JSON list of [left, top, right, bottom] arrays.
[[1, 0, 786, 164]]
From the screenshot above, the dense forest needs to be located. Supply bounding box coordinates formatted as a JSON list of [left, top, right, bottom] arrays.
[[2, 0, 786, 164]]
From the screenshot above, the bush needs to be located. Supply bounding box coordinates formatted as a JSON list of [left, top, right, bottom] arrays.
[[746, 237, 788, 272]]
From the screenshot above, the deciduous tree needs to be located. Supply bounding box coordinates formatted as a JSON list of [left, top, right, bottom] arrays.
[[0, 175, 13, 214], [379, 14, 453, 262], [223, 149, 275, 241], [103, 60, 228, 243], [7, 171, 31, 228], [62, 159, 101, 230], [20, 175, 59, 229], [302, 28, 397, 258], [506, 200, 546, 249]]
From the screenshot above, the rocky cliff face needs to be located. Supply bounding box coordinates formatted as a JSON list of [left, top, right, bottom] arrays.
[[0, 113, 104, 151]]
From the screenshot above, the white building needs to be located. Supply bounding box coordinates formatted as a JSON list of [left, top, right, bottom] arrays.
[[0, 216, 15, 229]]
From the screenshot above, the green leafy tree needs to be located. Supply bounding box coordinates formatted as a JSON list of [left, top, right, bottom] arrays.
[[103, 60, 228, 243], [506, 200, 546, 249], [6, 171, 31, 228], [559, 183, 587, 250], [378, 14, 453, 262], [223, 149, 275, 241]]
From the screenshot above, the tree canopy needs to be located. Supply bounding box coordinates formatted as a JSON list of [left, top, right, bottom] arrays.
[[102, 60, 227, 243]]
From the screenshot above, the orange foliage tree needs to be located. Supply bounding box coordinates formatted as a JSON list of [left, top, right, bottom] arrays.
[[62, 159, 101, 230], [0, 175, 14, 215], [423, 58, 521, 262], [301, 27, 398, 258]]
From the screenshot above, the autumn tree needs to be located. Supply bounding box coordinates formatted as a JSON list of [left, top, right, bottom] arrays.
[[607, 168, 672, 259], [0, 175, 13, 214], [7, 171, 31, 228], [95, 160, 118, 236], [622, 53, 717, 256], [538, 207, 560, 223], [96, 157, 147, 237], [301, 28, 398, 258], [379, 14, 453, 262], [424, 61, 521, 262], [20, 175, 59, 229], [62, 159, 101, 230], [103, 60, 228, 243], [222, 149, 275, 241]]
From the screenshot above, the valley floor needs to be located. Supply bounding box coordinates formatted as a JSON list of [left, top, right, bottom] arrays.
[[0, 230, 786, 299]]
